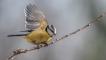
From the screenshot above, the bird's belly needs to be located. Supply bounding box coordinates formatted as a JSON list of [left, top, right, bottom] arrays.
[[23, 30, 51, 44]]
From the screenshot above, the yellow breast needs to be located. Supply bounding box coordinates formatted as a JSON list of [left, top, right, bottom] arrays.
[[22, 28, 51, 44]]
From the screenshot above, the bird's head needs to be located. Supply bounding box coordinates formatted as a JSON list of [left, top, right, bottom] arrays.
[[46, 25, 56, 37]]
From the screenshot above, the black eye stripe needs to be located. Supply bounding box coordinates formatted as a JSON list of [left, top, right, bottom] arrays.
[[48, 27, 54, 33]]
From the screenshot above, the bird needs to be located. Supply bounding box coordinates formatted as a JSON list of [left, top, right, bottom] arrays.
[[7, 4, 56, 46]]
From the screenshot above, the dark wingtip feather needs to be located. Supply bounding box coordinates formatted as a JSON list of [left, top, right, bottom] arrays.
[[7, 35, 11, 37], [7, 34, 27, 37]]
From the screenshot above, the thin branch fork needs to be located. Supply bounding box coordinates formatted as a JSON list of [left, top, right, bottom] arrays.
[[8, 12, 106, 60]]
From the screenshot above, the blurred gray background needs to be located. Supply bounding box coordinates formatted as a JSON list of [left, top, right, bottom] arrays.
[[0, 0, 106, 60]]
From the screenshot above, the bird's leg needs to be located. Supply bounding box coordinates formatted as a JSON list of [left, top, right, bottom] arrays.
[[43, 42, 48, 47], [20, 30, 33, 32], [36, 45, 40, 49], [36, 42, 48, 49]]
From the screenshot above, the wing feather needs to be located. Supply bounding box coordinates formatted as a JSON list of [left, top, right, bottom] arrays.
[[24, 4, 46, 30]]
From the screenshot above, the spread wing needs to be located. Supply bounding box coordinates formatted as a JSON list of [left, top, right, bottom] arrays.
[[24, 4, 47, 30]]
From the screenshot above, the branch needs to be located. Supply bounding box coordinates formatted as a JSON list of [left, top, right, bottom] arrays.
[[7, 12, 106, 60]]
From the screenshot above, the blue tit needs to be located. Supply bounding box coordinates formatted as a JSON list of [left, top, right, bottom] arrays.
[[7, 4, 56, 45]]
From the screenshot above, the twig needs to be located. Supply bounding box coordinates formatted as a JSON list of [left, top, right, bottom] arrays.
[[8, 12, 106, 60]]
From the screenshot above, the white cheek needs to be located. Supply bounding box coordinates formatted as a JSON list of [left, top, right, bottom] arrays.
[[47, 29, 55, 37]]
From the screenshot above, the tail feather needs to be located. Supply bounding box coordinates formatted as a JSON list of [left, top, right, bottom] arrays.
[[7, 34, 27, 37]]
